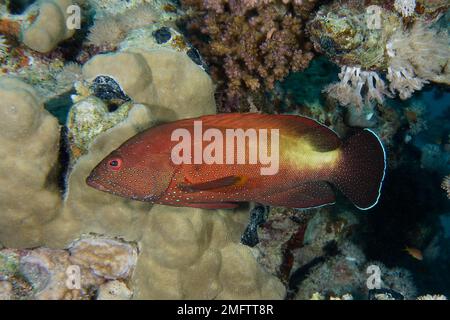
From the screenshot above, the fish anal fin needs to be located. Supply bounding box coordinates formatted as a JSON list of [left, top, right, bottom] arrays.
[[262, 181, 336, 209], [178, 176, 246, 192]]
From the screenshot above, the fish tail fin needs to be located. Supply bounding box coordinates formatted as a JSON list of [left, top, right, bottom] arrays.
[[331, 129, 386, 210]]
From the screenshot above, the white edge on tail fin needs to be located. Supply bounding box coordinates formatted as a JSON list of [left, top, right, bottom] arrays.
[[355, 128, 387, 211]]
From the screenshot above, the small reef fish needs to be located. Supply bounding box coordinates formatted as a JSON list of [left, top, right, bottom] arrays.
[[86, 113, 386, 210], [404, 247, 423, 261]]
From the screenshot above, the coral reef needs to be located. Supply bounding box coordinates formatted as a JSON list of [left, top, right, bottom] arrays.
[[308, 0, 449, 109], [181, 0, 316, 110], [0, 0, 449, 301]]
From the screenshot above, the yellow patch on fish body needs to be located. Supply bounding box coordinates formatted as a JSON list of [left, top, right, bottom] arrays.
[[282, 134, 342, 171]]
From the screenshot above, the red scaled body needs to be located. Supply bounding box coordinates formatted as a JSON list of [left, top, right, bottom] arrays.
[[87, 113, 386, 210]]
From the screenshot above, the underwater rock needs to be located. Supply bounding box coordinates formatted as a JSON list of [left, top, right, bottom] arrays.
[[0, 236, 138, 300], [0, 77, 61, 248], [82, 35, 215, 122], [68, 237, 138, 279], [254, 206, 310, 280], [82, 52, 156, 105], [97, 280, 133, 300], [19, 248, 74, 300], [66, 97, 139, 159]]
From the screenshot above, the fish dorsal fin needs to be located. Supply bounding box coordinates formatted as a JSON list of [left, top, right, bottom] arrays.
[[194, 113, 341, 152], [178, 175, 246, 192]]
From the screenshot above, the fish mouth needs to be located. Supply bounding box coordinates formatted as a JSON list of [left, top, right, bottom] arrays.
[[86, 174, 147, 200], [86, 175, 111, 193]]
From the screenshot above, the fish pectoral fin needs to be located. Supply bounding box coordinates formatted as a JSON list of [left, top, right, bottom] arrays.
[[262, 181, 336, 209], [178, 176, 247, 192]]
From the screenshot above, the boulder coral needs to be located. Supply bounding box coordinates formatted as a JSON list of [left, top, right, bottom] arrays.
[[21, 0, 76, 53], [0, 77, 61, 248], [0, 0, 77, 53], [81, 27, 216, 121]]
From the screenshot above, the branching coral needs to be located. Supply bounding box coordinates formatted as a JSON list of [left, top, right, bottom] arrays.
[[181, 0, 316, 110]]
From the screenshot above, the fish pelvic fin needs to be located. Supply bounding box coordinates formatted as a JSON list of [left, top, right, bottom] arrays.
[[330, 129, 386, 210]]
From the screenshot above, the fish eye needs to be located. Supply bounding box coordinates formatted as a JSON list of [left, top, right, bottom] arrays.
[[108, 158, 122, 171]]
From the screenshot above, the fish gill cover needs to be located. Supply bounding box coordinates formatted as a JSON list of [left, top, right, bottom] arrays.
[[0, 0, 449, 302]]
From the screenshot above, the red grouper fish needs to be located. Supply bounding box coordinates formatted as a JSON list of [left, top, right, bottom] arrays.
[[86, 113, 386, 210]]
